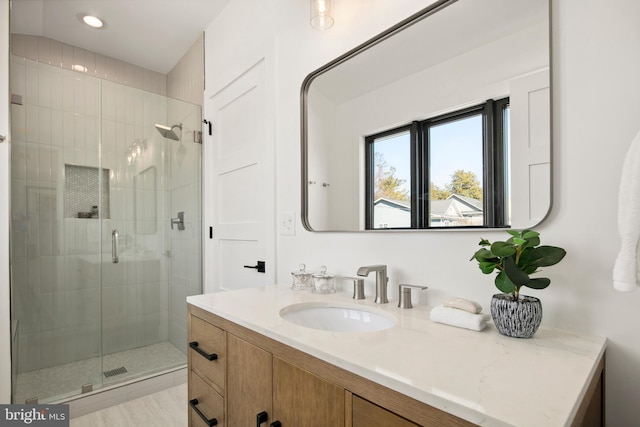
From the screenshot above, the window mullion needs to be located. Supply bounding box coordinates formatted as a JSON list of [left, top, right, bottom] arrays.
[[494, 97, 509, 228], [411, 121, 423, 228], [483, 100, 497, 227], [364, 135, 375, 230]]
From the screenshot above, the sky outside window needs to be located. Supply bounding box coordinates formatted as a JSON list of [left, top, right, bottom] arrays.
[[429, 115, 483, 191]]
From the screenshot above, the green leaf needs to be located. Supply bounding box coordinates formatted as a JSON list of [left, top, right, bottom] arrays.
[[527, 246, 567, 267], [522, 235, 540, 248], [495, 270, 517, 294], [491, 241, 517, 257], [522, 230, 540, 239], [504, 256, 530, 286], [471, 248, 496, 262], [506, 230, 520, 237], [479, 261, 497, 274], [478, 238, 491, 247], [513, 237, 527, 245], [525, 277, 551, 290]]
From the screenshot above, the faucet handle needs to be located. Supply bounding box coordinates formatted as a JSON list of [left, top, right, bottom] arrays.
[[398, 284, 428, 309], [344, 277, 365, 300]]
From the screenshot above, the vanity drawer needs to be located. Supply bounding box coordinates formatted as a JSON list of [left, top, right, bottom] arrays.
[[189, 371, 225, 427], [352, 395, 419, 427], [189, 315, 225, 392]]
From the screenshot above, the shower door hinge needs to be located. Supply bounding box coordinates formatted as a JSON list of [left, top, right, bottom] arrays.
[[203, 119, 212, 136], [194, 131, 202, 144]]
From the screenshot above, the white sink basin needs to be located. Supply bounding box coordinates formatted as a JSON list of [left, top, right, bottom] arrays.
[[280, 302, 396, 332]]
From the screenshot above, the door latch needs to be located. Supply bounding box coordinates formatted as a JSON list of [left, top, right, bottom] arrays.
[[244, 261, 266, 273]]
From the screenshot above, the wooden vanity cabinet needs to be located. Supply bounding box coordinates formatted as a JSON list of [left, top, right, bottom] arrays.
[[189, 306, 345, 427], [188, 304, 603, 427], [188, 304, 472, 427], [227, 333, 344, 426]]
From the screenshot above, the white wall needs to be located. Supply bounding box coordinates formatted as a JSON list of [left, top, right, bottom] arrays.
[[1, 0, 11, 405], [204, 0, 640, 424]]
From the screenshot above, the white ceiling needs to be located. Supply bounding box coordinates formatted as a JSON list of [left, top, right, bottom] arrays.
[[10, 0, 230, 74]]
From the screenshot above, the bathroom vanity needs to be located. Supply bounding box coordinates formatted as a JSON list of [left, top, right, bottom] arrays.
[[186, 286, 605, 426]]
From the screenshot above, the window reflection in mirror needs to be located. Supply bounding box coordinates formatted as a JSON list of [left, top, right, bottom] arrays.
[[365, 98, 509, 230], [302, 0, 550, 232], [429, 114, 485, 227], [367, 129, 412, 229]]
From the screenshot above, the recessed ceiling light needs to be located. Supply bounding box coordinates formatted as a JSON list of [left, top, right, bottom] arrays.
[[82, 15, 104, 29]]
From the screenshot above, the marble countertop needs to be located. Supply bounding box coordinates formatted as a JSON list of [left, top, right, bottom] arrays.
[[187, 285, 606, 427]]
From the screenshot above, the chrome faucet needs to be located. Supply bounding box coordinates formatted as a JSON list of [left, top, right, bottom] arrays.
[[357, 265, 388, 304]]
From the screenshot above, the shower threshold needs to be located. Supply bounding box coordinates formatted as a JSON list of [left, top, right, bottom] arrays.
[[14, 341, 186, 404]]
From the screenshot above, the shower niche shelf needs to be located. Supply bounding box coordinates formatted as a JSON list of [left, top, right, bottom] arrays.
[[64, 164, 111, 219]]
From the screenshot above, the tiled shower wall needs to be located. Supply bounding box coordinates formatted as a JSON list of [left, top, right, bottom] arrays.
[[11, 34, 167, 97]]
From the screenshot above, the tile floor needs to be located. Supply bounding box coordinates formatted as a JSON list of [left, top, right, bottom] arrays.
[[15, 342, 186, 404], [70, 383, 187, 426]]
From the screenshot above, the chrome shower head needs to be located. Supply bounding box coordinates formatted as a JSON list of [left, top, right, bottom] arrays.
[[154, 123, 182, 141]]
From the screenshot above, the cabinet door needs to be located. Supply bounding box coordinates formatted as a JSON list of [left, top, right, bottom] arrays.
[[273, 357, 345, 427], [189, 372, 225, 427], [352, 395, 419, 427], [227, 334, 273, 427]]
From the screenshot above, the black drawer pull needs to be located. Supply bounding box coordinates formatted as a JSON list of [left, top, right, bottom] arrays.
[[189, 341, 218, 361], [189, 399, 218, 426], [270, 421, 282, 427], [257, 411, 268, 426]]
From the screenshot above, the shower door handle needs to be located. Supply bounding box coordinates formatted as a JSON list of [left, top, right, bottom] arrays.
[[171, 211, 185, 230], [112, 230, 119, 264]]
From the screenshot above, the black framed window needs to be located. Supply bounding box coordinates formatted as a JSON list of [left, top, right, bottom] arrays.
[[365, 98, 509, 230]]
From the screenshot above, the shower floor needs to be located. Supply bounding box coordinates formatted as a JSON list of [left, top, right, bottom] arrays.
[[14, 341, 186, 404]]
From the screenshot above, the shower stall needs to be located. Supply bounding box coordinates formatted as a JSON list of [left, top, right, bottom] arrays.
[[9, 56, 202, 403]]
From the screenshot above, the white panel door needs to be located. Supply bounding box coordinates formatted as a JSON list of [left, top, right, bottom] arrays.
[[510, 69, 551, 228], [204, 59, 275, 291]]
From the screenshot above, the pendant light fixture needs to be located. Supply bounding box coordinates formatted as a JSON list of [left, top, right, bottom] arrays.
[[311, 0, 335, 30]]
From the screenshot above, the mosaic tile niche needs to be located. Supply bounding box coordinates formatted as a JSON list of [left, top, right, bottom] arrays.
[[64, 164, 111, 219]]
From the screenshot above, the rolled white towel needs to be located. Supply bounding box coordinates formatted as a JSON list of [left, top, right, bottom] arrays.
[[430, 306, 491, 332]]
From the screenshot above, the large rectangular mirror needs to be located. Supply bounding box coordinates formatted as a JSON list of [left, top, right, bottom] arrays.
[[302, 0, 551, 232]]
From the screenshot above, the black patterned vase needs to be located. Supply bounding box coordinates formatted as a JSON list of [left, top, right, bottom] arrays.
[[490, 294, 542, 338]]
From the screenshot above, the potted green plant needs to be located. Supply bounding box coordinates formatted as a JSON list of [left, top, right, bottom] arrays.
[[470, 229, 566, 338]]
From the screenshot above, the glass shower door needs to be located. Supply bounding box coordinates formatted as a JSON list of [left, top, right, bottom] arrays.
[[10, 54, 202, 404], [10, 59, 105, 403], [99, 81, 201, 386]]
